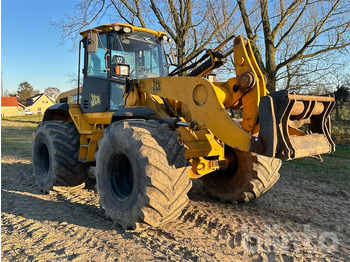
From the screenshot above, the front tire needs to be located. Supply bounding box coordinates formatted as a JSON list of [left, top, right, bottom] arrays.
[[32, 121, 90, 193], [201, 148, 281, 203], [95, 120, 191, 230]]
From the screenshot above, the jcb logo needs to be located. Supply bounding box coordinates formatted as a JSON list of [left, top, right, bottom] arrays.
[[89, 93, 101, 108]]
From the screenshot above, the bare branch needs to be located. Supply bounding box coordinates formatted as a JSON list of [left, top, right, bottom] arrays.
[[110, 1, 134, 25], [168, 0, 181, 33], [275, 1, 309, 49], [260, 0, 273, 48], [150, 0, 177, 41], [110, 0, 146, 27], [272, 0, 300, 41], [276, 0, 343, 71], [186, 0, 236, 59], [237, 0, 266, 72], [295, 42, 350, 61]]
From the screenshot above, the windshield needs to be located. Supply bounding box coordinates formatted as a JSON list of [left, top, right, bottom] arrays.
[[110, 31, 168, 79]]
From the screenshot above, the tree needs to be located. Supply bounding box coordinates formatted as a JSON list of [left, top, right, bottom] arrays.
[[33, 90, 41, 96], [148, 0, 237, 66], [52, 0, 238, 69], [44, 87, 61, 98], [16, 81, 34, 104], [2, 89, 10, 97], [237, 0, 350, 91], [67, 72, 83, 88], [334, 82, 350, 120], [53, 0, 350, 92]]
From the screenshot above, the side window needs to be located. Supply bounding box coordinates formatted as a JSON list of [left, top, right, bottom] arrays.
[[109, 81, 124, 110], [111, 50, 136, 78], [87, 34, 107, 78], [144, 49, 160, 76]]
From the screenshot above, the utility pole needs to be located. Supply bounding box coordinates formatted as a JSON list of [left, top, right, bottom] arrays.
[[1, 71, 4, 97]]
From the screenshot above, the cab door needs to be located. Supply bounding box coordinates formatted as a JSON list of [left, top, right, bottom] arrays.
[[81, 33, 109, 113]]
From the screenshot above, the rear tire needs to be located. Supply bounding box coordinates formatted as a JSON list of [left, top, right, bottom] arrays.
[[32, 121, 90, 193], [201, 148, 281, 203], [95, 120, 191, 230]]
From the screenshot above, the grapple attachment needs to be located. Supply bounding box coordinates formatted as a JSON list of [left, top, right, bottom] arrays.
[[253, 90, 335, 160]]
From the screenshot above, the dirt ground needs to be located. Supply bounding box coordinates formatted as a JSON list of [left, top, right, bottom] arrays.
[[1, 119, 350, 261]]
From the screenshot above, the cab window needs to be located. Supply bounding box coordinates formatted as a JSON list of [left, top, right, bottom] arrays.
[[110, 31, 168, 79], [86, 34, 108, 78]]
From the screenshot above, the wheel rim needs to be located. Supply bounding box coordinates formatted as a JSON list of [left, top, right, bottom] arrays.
[[108, 152, 134, 200], [38, 143, 50, 174]]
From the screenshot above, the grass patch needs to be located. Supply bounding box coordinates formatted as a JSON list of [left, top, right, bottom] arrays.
[[1, 119, 39, 158], [2, 115, 43, 124], [1, 126, 34, 158], [281, 145, 350, 190], [328, 144, 350, 158]]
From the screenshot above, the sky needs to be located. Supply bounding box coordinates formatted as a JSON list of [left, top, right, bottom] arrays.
[[1, 0, 102, 94], [2, 0, 348, 95]]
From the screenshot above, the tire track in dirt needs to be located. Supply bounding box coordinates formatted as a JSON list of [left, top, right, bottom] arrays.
[[1, 157, 154, 261], [139, 179, 349, 261], [2, 156, 349, 261]]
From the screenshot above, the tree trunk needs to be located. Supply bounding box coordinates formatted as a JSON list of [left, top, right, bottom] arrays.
[[177, 42, 186, 75], [264, 47, 277, 92], [266, 72, 277, 93]]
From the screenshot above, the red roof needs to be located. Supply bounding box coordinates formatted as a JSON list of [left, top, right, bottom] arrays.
[[1, 97, 19, 107]]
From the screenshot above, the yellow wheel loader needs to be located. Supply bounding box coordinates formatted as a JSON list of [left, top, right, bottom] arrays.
[[33, 23, 335, 230]]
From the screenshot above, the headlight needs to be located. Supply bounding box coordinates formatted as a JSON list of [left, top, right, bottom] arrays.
[[113, 25, 122, 32], [123, 27, 132, 33], [158, 34, 169, 42], [115, 64, 130, 78]]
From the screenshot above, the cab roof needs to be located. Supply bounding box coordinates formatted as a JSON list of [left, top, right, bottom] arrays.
[[79, 23, 167, 38]]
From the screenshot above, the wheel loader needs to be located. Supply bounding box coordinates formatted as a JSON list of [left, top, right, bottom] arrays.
[[33, 23, 335, 230]]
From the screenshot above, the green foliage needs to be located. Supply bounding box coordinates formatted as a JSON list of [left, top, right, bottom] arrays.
[[331, 83, 350, 144], [331, 120, 350, 145], [16, 81, 34, 104], [334, 85, 350, 105], [334, 84, 350, 120], [330, 79, 350, 143]]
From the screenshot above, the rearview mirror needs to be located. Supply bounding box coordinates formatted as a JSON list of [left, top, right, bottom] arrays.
[[170, 48, 177, 65], [87, 31, 98, 53]]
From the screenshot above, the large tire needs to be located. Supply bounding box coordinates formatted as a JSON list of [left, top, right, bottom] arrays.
[[32, 121, 90, 193], [95, 120, 191, 230], [201, 148, 282, 203]]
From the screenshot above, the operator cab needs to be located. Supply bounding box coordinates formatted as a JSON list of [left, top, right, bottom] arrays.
[[80, 23, 169, 113]]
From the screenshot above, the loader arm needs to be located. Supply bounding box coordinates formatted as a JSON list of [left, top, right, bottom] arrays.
[[137, 76, 252, 150], [129, 35, 335, 161]]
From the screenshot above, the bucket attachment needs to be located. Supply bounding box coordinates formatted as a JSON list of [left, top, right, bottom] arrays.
[[251, 90, 335, 160]]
